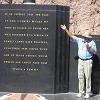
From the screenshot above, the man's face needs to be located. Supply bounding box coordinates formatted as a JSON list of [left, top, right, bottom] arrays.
[[83, 37, 92, 42]]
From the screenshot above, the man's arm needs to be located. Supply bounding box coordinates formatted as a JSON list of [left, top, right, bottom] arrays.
[[87, 45, 97, 54], [90, 47, 97, 54], [60, 25, 74, 38]]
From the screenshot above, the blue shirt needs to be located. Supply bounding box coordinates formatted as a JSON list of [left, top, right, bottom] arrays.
[[72, 36, 97, 59]]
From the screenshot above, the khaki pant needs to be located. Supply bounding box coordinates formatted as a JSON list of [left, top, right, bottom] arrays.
[[78, 59, 93, 93]]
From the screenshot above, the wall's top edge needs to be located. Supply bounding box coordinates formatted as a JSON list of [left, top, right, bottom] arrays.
[[0, 4, 70, 12]]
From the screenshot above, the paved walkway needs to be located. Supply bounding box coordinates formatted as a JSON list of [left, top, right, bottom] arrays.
[[43, 93, 100, 100], [0, 92, 100, 100]]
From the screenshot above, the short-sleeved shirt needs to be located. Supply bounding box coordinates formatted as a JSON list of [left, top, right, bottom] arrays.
[[72, 36, 97, 59]]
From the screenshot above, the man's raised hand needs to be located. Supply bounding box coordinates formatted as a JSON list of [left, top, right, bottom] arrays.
[[60, 24, 73, 38], [60, 25, 66, 30]]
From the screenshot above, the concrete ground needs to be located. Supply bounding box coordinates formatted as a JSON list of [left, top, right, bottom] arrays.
[[0, 92, 100, 100]]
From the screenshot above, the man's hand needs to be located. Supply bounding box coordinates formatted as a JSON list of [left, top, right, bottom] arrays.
[[85, 43, 90, 49], [60, 25, 66, 30], [86, 43, 92, 50], [60, 24, 73, 38], [86, 43, 97, 54]]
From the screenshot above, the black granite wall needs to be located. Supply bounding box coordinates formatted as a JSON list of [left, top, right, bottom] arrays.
[[0, 4, 70, 93]]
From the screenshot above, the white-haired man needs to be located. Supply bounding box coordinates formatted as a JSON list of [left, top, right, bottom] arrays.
[[60, 25, 97, 99]]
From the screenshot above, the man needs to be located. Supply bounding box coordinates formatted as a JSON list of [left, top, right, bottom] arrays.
[[60, 25, 97, 99]]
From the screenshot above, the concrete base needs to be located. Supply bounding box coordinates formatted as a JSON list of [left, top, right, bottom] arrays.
[[0, 93, 100, 100]]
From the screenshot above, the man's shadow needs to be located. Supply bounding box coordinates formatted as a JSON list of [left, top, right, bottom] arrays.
[[92, 54, 100, 94]]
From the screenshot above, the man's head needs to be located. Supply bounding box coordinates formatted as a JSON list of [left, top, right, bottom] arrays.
[[81, 31, 92, 42]]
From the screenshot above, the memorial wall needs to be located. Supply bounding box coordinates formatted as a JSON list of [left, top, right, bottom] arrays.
[[0, 4, 70, 93]]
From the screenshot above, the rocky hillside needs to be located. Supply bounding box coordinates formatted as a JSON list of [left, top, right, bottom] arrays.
[[0, 0, 100, 35]]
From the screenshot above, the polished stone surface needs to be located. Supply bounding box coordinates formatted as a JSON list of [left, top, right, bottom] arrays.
[[0, 93, 100, 100]]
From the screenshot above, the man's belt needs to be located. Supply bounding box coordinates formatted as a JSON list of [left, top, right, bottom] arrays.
[[79, 57, 92, 61]]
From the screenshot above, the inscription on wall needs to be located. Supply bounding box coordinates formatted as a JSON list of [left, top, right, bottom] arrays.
[[0, 5, 56, 93], [1, 10, 51, 72]]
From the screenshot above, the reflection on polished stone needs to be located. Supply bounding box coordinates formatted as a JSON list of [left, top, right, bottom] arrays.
[[0, 93, 47, 100]]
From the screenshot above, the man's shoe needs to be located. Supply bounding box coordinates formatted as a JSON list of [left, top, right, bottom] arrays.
[[84, 93, 90, 99], [76, 93, 83, 98]]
